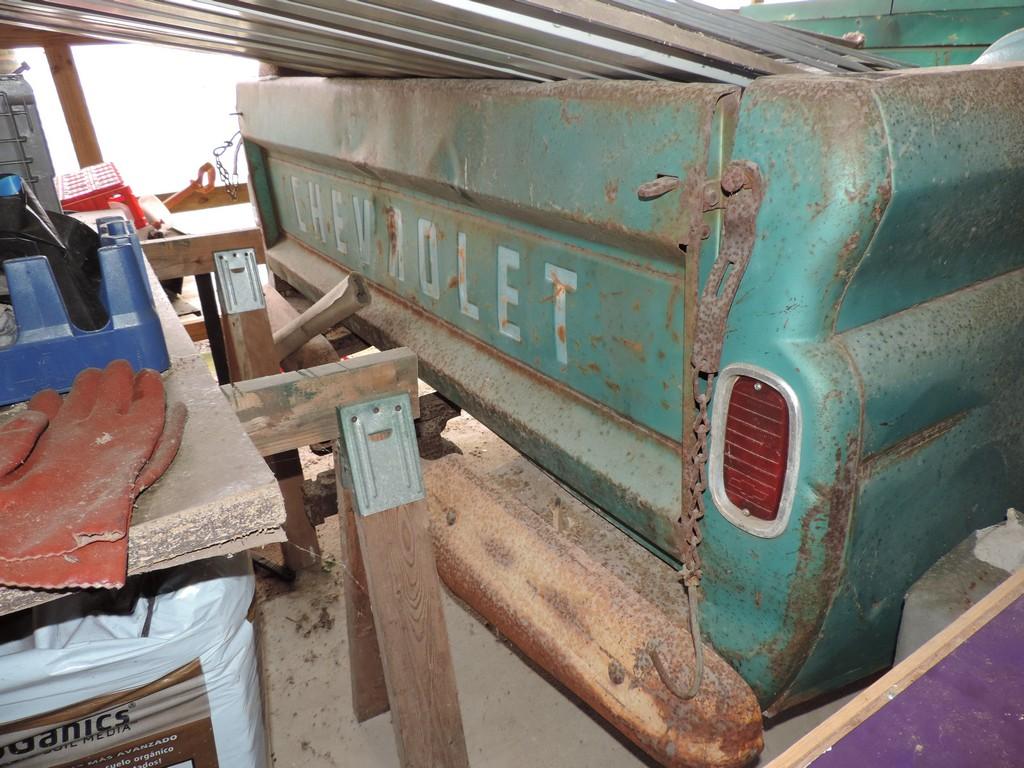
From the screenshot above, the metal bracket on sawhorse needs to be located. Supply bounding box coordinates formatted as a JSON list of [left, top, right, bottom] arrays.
[[335, 393, 469, 768], [338, 393, 424, 516], [213, 247, 322, 571]]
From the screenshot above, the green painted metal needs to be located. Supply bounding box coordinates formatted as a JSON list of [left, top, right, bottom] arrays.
[[238, 66, 1024, 711], [240, 79, 736, 558], [872, 45, 983, 65], [242, 141, 281, 246], [699, 66, 1024, 709], [741, 0, 1024, 66]]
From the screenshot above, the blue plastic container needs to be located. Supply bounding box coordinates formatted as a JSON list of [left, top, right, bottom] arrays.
[[0, 216, 170, 406]]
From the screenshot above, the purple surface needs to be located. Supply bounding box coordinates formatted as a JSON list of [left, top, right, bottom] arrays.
[[813, 594, 1024, 767]]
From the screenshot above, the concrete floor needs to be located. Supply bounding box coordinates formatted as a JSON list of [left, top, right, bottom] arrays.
[[256, 416, 859, 768], [259, 519, 661, 768]]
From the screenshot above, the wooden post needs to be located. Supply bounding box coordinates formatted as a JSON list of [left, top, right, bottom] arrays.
[[220, 301, 322, 571], [337, 399, 469, 768], [334, 445, 390, 722], [43, 43, 102, 168], [353, 496, 469, 767]]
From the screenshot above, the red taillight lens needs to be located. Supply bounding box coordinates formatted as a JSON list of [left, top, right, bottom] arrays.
[[722, 375, 790, 521]]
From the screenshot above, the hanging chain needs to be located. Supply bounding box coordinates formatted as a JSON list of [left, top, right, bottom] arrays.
[[653, 161, 764, 701], [213, 130, 243, 200], [681, 367, 714, 587]]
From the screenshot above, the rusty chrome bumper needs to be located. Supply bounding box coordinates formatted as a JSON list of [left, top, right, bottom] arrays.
[[425, 457, 763, 768]]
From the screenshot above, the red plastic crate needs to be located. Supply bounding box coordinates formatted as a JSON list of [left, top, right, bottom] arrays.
[[57, 162, 147, 228]]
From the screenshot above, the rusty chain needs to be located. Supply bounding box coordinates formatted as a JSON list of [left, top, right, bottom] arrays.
[[213, 130, 243, 200], [681, 367, 714, 587], [653, 161, 764, 701]]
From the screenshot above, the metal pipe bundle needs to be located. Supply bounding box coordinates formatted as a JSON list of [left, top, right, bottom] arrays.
[[2, 0, 906, 84]]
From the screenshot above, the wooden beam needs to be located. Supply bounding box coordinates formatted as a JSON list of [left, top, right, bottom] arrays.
[[771, 566, 1024, 767], [272, 274, 369, 362], [221, 350, 419, 457], [43, 43, 102, 168], [354, 497, 469, 767], [264, 283, 337, 371], [156, 184, 251, 212], [142, 228, 265, 280], [334, 446, 390, 723], [220, 301, 321, 570], [182, 316, 208, 343]]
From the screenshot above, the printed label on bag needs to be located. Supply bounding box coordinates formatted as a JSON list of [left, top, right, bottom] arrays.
[[0, 659, 219, 767]]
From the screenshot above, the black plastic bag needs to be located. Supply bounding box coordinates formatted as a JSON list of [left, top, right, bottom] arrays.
[[0, 174, 107, 331]]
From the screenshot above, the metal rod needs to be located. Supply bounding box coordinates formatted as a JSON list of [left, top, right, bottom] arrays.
[[195, 272, 230, 386], [0, 0, 906, 85]]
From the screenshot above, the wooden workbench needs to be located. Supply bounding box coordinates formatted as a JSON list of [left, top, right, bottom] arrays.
[[0, 264, 288, 616]]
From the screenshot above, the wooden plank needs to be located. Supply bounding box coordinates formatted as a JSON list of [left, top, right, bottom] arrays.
[[222, 350, 419, 457], [355, 498, 470, 768], [334, 445, 390, 722], [220, 303, 321, 570], [157, 184, 251, 212], [43, 43, 102, 167], [182, 315, 208, 343], [770, 567, 1024, 767], [142, 228, 266, 280]]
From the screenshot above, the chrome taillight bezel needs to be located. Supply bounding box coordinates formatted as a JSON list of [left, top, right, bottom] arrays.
[[709, 363, 802, 539]]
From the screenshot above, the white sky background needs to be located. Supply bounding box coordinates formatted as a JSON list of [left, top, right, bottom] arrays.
[[14, 0, 794, 195], [16, 44, 259, 195]]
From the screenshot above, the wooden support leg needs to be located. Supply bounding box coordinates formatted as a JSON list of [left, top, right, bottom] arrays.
[[353, 497, 469, 768], [266, 450, 319, 571], [43, 43, 102, 168], [334, 444, 390, 722], [220, 303, 321, 570]]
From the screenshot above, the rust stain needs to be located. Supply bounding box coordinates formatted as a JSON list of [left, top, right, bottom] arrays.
[[557, 324, 566, 343], [560, 101, 582, 126], [386, 206, 399, 254], [586, 362, 601, 374], [872, 180, 892, 223], [424, 457, 764, 768], [827, 231, 863, 327], [539, 585, 587, 632], [483, 536, 516, 568], [837, 233, 860, 267], [605, 379, 621, 393], [763, 434, 860, 716], [604, 179, 619, 204], [666, 281, 681, 331], [447, 274, 459, 290], [614, 336, 647, 362]]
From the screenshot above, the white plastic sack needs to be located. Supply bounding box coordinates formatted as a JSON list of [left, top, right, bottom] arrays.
[[0, 554, 267, 768]]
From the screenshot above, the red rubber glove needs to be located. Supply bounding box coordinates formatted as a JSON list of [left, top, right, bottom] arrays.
[[0, 538, 130, 589], [0, 398, 186, 589], [0, 409, 49, 477], [0, 360, 184, 562]]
